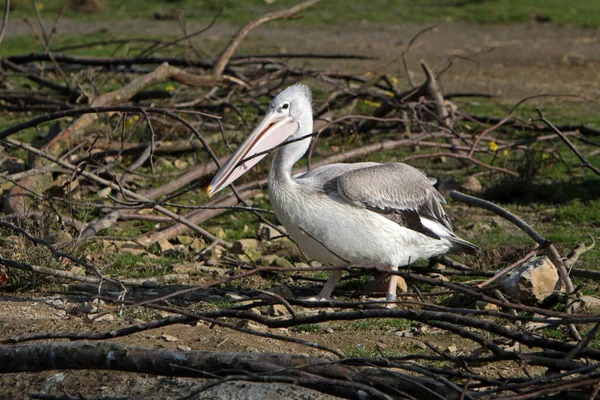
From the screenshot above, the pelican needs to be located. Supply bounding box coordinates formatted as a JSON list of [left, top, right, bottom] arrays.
[[207, 83, 478, 303]]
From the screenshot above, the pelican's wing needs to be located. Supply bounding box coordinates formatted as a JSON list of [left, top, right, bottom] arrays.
[[336, 163, 453, 232], [297, 161, 381, 182]]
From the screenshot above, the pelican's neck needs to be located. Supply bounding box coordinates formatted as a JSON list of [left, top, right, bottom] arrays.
[[270, 122, 312, 186]]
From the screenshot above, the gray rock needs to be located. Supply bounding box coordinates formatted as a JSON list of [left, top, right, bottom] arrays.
[[463, 175, 483, 193], [499, 256, 562, 304], [363, 273, 408, 294], [159, 334, 178, 342], [267, 304, 290, 317], [575, 295, 600, 312], [231, 238, 260, 254], [258, 223, 282, 240]]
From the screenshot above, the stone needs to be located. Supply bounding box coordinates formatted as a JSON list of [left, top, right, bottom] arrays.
[[176, 235, 193, 245], [267, 304, 290, 317], [475, 301, 500, 311], [209, 226, 227, 239], [295, 262, 310, 270], [205, 245, 225, 260], [575, 295, 600, 312], [172, 263, 194, 274], [93, 314, 115, 322], [97, 187, 112, 198], [48, 230, 73, 244], [190, 238, 205, 251], [363, 273, 408, 294], [174, 159, 188, 169], [160, 334, 178, 342], [231, 239, 260, 254], [158, 238, 174, 253], [463, 175, 483, 193], [177, 345, 191, 351], [157, 159, 174, 169], [119, 242, 147, 256], [430, 273, 449, 282], [225, 292, 247, 301], [72, 302, 95, 315], [259, 255, 278, 266], [257, 223, 282, 240], [271, 256, 294, 269], [268, 285, 294, 298], [445, 345, 458, 354], [499, 256, 562, 304], [168, 244, 188, 255], [54, 175, 79, 192], [68, 266, 86, 277]]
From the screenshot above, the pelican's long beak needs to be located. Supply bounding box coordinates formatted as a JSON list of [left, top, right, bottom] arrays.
[[206, 112, 298, 197]]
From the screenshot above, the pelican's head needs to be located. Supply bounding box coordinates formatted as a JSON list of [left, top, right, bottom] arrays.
[[206, 83, 313, 196]]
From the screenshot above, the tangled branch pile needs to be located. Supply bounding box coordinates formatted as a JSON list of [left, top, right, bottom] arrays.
[[1, 1, 600, 399]]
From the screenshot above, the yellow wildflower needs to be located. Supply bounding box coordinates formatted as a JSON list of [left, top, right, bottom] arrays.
[[391, 76, 399, 85], [503, 149, 509, 157], [488, 141, 498, 152], [365, 71, 373, 78], [166, 85, 175, 92], [542, 153, 550, 160], [126, 115, 140, 129], [36, 3, 44, 11], [363, 99, 381, 108]]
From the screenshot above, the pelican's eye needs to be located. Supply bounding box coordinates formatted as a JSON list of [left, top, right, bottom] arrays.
[[281, 102, 289, 110]]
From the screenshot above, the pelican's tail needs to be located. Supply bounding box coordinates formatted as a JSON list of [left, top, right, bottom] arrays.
[[447, 236, 479, 256]]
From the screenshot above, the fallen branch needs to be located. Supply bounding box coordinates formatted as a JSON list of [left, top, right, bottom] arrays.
[[536, 108, 600, 178], [0, 341, 450, 399], [3, 137, 230, 247]]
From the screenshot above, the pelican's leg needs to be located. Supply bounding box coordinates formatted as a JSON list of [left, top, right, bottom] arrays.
[[386, 266, 399, 308], [316, 268, 343, 300]]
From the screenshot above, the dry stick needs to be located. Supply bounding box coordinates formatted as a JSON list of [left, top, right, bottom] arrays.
[[450, 191, 574, 293], [565, 237, 596, 271], [401, 26, 437, 88], [0, 257, 107, 285], [564, 322, 600, 361], [403, 151, 518, 176], [0, 221, 112, 282], [136, 187, 261, 247], [3, 61, 227, 215], [0, 257, 187, 287], [0, 0, 9, 47], [4, 137, 230, 247], [450, 191, 581, 340], [536, 109, 600, 178], [478, 248, 538, 288], [0, 104, 227, 243], [213, 0, 321, 78], [467, 93, 598, 158]]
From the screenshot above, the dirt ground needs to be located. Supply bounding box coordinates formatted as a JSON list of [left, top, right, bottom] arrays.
[[6, 18, 600, 101], [1, 18, 600, 399]]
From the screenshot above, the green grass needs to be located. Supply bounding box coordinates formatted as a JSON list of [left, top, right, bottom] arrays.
[[344, 344, 379, 358], [11, 0, 600, 27], [294, 323, 322, 333], [348, 318, 413, 331], [105, 252, 182, 278]]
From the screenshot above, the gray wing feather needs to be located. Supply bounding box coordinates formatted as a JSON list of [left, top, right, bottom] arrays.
[[336, 163, 453, 232], [298, 162, 381, 182]]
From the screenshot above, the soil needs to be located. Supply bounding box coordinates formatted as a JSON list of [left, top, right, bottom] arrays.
[[2, 18, 599, 399], [6, 18, 600, 102]]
